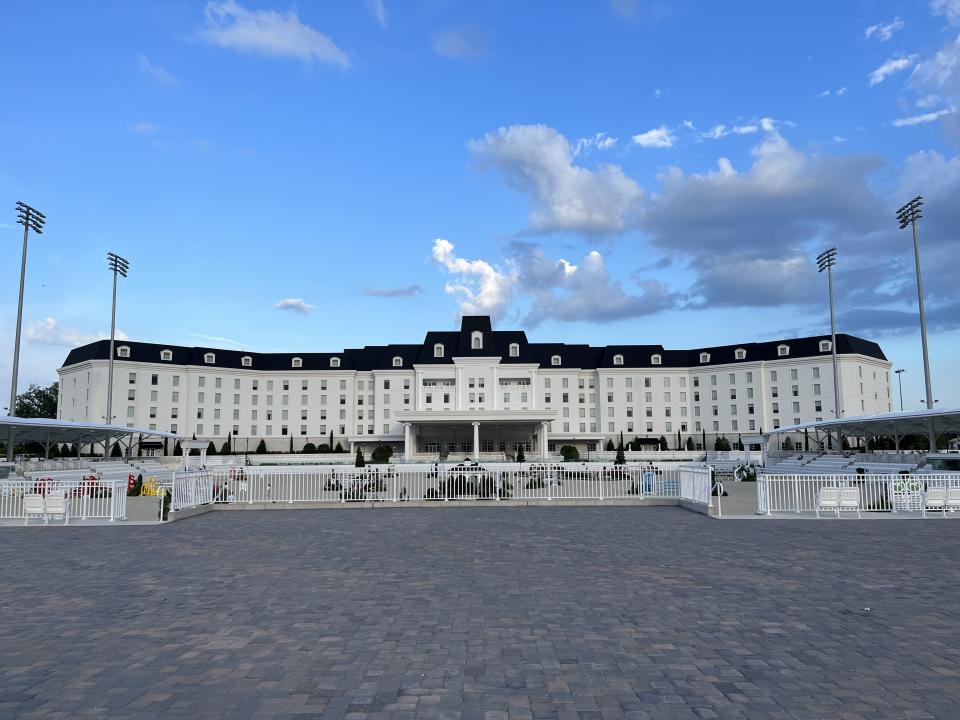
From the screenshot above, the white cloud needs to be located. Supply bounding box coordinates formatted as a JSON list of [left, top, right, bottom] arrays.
[[432, 29, 486, 59], [632, 125, 676, 148], [865, 17, 905, 41], [364, 285, 422, 297], [869, 55, 917, 85], [27, 318, 129, 347], [432, 239, 515, 321], [188, 332, 246, 348], [932, 0, 960, 25], [837, 86, 848, 96], [137, 54, 178, 86], [131, 122, 156, 134], [273, 298, 315, 313], [573, 132, 617, 156], [819, 87, 848, 98], [917, 93, 942, 108], [699, 117, 776, 140], [200, 0, 350, 67], [818, 90, 831, 98], [892, 107, 955, 126], [365, 0, 387, 28], [834, 135, 847, 143], [468, 124, 643, 234], [910, 34, 960, 89]]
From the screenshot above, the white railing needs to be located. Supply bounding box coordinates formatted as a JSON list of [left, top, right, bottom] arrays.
[[201, 463, 691, 504], [170, 470, 215, 512], [679, 464, 713, 506], [0, 477, 128, 522], [757, 473, 960, 515], [17, 459, 88, 474]]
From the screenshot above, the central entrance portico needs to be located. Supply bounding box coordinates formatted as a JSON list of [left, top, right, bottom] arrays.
[[396, 410, 557, 461]]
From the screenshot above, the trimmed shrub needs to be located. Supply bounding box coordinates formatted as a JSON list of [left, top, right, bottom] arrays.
[[302, 442, 317, 454], [560, 445, 579, 462], [371, 445, 393, 464], [255, 439, 267, 454], [355, 447, 366, 468]]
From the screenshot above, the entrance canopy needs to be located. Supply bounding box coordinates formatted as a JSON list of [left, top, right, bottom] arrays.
[[769, 408, 960, 439], [0, 415, 178, 447], [395, 410, 558, 460]]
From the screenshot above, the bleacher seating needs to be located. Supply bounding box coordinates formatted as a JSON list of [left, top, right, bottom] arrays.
[[766, 453, 925, 476]]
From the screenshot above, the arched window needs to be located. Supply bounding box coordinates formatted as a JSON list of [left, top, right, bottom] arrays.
[[777, 344, 790, 357], [434, 343, 444, 358], [509, 343, 519, 357], [471, 331, 483, 350], [241, 355, 252, 367], [330, 357, 341, 368], [819, 340, 832, 352], [117, 345, 130, 358], [551, 355, 561, 366], [613, 354, 624, 366], [699, 352, 710, 364], [291, 357, 302, 368], [204, 352, 216, 364], [651, 354, 662, 365], [160, 349, 173, 361], [735, 348, 746, 360], [392, 356, 403, 367]]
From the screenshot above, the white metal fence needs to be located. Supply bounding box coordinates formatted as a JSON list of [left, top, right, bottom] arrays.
[[168, 463, 711, 510], [0, 476, 128, 522], [757, 473, 960, 515]]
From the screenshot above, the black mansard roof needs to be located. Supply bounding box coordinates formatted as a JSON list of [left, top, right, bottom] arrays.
[[61, 315, 887, 372]]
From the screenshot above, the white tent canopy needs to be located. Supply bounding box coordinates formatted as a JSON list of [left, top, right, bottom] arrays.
[[769, 408, 960, 440], [0, 415, 178, 451]]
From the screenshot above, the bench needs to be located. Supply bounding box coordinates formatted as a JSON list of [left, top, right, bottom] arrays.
[[816, 486, 861, 518], [23, 493, 69, 525]]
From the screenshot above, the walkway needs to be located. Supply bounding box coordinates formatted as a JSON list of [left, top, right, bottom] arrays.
[[2, 507, 959, 718]]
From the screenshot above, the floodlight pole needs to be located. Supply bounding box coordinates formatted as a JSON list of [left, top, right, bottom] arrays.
[[104, 252, 129, 458], [816, 248, 842, 425], [896, 196, 937, 451], [7, 202, 46, 461], [894, 369, 905, 412]]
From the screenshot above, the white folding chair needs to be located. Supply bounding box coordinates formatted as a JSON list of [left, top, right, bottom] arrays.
[[816, 487, 839, 518], [838, 487, 862, 518], [44, 493, 69, 525], [924, 487, 946, 518], [23, 493, 46, 526], [946, 488, 960, 514]]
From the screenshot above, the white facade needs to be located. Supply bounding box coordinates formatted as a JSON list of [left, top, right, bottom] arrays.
[[57, 317, 892, 457]]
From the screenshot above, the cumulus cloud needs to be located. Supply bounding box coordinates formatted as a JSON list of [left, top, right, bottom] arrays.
[[432, 29, 486, 59], [27, 318, 129, 347], [468, 124, 643, 234], [365, 0, 387, 28], [273, 298, 315, 313], [865, 17, 904, 41], [364, 285, 422, 297], [137, 54, 178, 86], [869, 55, 917, 85], [432, 239, 515, 321], [200, 0, 350, 67], [632, 126, 676, 148]]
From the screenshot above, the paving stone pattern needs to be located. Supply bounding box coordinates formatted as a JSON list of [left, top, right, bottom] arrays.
[[2, 507, 959, 719]]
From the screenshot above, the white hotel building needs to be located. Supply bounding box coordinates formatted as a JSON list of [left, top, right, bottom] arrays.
[[57, 316, 892, 458]]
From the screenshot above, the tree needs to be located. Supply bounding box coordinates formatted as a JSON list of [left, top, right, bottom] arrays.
[[173, 440, 183, 456], [302, 442, 317, 454], [355, 447, 366, 467], [220, 440, 231, 455], [371, 445, 393, 463], [685, 436, 695, 451], [329, 430, 334, 452], [49, 443, 61, 459], [782, 436, 794, 451], [14, 382, 58, 418], [560, 445, 579, 462], [334, 442, 344, 453], [207, 440, 218, 456], [714, 436, 731, 451], [110, 442, 123, 457], [614, 437, 626, 465], [516, 446, 525, 463], [605, 438, 615, 451], [658, 435, 668, 451], [289, 435, 294, 453], [255, 439, 267, 454]]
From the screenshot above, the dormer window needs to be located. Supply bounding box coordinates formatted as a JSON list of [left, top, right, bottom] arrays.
[[392, 356, 403, 367], [471, 331, 483, 350], [204, 353, 215, 364], [117, 345, 130, 358], [551, 355, 561, 366], [699, 352, 710, 364], [777, 344, 790, 357], [160, 349, 172, 362], [651, 354, 662, 365], [613, 354, 624, 366], [291, 357, 302, 368], [241, 355, 252, 367], [509, 343, 519, 357], [735, 348, 746, 360], [330, 357, 341, 368], [819, 340, 832, 352], [434, 343, 444, 358]]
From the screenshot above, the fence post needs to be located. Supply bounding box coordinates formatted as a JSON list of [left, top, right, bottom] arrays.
[[598, 470, 603, 501], [793, 475, 801, 514], [288, 471, 294, 504]]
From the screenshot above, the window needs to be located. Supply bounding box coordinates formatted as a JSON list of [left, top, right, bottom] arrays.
[[117, 345, 130, 358], [509, 343, 519, 357], [699, 352, 710, 363], [204, 352, 215, 364], [432, 343, 445, 358], [127, 389, 135, 401], [291, 357, 302, 368], [128, 372, 136, 384], [551, 355, 561, 366], [777, 344, 789, 357], [734, 348, 746, 360], [160, 349, 173, 361], [241, 355, 252, 367], [819, 340, 832, 352], [790, 369, 798, 380], [330, 357, 341, 368], [613, 354, 624, 366], [471, 331, 483, 350], [651, 354, 662, 365], [392, 356, 403, 367], [813, 367, 821, 379]]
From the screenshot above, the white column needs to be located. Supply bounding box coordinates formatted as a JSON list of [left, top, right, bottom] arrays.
[[492, 367, 498, 410], [455, 366, 463, 410], [530, 369, 538, 410], [541, 421, 549, 459], [472, 421, 479, 458], [403, 423, 411, 461], [414, 370, 422, 410]]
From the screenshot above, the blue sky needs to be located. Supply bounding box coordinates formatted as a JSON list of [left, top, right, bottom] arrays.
[[1, 0, 958, 410]]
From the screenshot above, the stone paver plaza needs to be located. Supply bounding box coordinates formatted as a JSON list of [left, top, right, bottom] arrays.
[[2, 508, 959, 719]]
